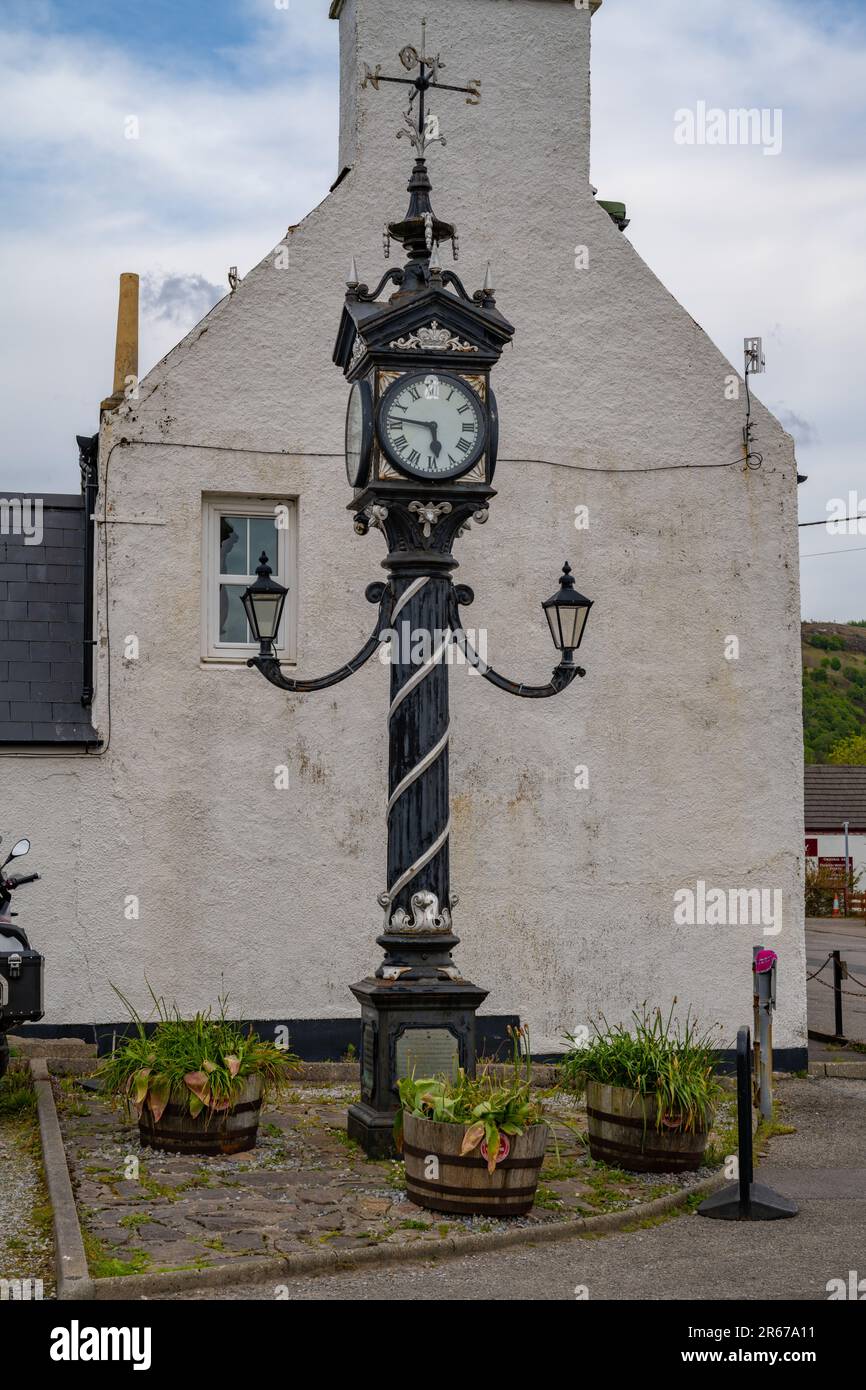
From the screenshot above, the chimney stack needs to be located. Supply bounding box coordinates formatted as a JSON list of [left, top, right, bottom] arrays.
[[101, 272, 139, 411], [330, 0, 601, 188]]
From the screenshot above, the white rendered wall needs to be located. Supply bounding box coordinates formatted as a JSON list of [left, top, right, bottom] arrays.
[[3, 0, 806, 1054]]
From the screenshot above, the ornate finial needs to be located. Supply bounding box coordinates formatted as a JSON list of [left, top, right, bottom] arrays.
[[359, 21, 481, 289], [347, 257, 360, 289], [472, 260, 496, 309], [560, 561, 575, 588]]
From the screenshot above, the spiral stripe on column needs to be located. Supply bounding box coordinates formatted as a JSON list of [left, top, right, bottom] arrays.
[[388, 629, 453, 720], [386, 726, 451, 816], [381, 577, 454, 912], [382, 820, 452, 908], [391, 575, 428, 622]]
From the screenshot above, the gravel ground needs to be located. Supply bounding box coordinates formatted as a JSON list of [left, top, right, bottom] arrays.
[[0, 1065, 54, 1299]]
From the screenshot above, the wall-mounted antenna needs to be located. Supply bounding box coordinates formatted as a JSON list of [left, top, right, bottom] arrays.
[[742, 336, 765, 470]]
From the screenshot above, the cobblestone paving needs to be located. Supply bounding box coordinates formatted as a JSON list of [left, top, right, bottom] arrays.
[[54, 1079, 729, 1280]]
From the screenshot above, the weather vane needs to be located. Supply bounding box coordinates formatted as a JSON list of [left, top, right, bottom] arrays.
[[362, 18, 481, 159]]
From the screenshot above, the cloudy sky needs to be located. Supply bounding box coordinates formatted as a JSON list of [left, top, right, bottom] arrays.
[[2, 0, 864, 618]]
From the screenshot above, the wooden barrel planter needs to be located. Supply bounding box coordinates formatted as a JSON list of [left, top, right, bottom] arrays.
[[402, 1113, 548, 1216], [585, 1081, 711, 1173], [138, 1076, 263, 1157]]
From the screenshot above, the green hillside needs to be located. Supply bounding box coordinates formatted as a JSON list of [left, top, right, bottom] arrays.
[[802, 622, 866, 762]]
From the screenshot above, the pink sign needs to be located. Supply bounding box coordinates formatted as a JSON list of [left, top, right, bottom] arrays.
[[754, 949, 777, 974], [480, 1133, 510, 1162]]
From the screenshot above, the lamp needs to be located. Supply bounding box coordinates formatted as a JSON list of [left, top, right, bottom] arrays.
[[242, 553, 288, 651], [542, 562, 593, 659]]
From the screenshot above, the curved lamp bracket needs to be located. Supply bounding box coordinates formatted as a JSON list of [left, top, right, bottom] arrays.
[[248, 582, 393, 693], [449, 585, 584, 699]]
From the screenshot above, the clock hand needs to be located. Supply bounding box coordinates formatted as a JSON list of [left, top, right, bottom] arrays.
[[389, 416, 443, 458]]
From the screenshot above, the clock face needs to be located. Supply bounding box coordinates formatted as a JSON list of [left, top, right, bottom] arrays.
[[345, 378, 373, 487], [378, 371, 487, 481]]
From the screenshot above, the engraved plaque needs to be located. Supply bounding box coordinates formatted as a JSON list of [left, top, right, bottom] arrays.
[[395, 1027, 460, 1082], [362, 1023, 375, 1100]]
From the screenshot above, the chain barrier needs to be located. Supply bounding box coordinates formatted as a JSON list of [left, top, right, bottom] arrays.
[[806, 953, 833, 981], [811, 974, 866, 999], [806, 952, 866, 993]]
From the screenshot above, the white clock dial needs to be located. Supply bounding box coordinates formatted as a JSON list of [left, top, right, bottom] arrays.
[[345, 379, 373, 487], [379, 372, 486, 480]]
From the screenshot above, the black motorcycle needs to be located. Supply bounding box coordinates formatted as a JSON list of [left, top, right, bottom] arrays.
[[0, 837, 44, 1079]]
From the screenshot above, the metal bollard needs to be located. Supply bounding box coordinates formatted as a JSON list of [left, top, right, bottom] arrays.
[[698, 1026, 797, 1221], [752, 947, 776, 1121], [832, 950, 845, 1040]]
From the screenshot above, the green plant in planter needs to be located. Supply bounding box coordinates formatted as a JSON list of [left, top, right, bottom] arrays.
[[97, 986, 299, 1125], [395, 1025, 543, 1173], [560, 1002, 723, 1134]]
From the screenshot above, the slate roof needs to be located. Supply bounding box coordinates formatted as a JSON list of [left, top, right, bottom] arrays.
[[804, 765, 866, 830], [0, 494, 98, 745]]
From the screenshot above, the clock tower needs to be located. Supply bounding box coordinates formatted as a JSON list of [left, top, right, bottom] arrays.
[[245, 20, 589, 1156], [333, 32, 515, 1156]]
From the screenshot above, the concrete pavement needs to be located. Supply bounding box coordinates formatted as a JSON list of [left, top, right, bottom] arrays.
[[807, 917, 866, 1041]]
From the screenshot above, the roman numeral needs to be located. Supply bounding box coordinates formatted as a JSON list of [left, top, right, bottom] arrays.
[[456, 437, 472, 454], [408, 449, 421, 465], [392, 435, 408, 451], [408, 386, 420, 400], [457, 404, 470, 415], [427, 455, 436, 468], [448, 455, 459, 466], [462, 422, 476, 432]]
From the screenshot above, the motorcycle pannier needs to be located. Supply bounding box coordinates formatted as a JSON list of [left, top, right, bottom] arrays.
[[0, 930, 44, 1026]]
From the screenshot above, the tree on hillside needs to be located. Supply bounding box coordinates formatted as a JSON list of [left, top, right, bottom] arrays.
[[828, 733, 866, 765]]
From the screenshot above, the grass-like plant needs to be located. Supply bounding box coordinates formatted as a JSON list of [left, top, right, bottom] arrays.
[[559, 1002, 723, 1134], [97, 985, 299, 1124], [395, 1024, 544, 1172], [0, 1063, 36, 1117]]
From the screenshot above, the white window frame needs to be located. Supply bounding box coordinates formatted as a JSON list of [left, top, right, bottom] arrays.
[[201, 495, 297, 664]]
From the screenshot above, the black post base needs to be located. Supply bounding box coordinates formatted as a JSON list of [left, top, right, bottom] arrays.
[[698, 1180, 799, 1221], [349, 968, 488, 1159], [346, 1101, 401, 1160]]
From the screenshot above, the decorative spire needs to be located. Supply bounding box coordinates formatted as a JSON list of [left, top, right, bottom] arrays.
[[359, 21, 482, 294], [386, 157, 455, 281]]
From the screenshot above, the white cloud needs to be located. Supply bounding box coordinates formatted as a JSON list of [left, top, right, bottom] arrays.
[[140, 272, 225, 325], [1, 0, 864, 619], [0, 11, 337, 492], [590, 0, 866, 619]]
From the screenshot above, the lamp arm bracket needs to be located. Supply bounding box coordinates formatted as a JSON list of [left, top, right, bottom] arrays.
[[449, 587, 584, 699], [248, 582, 393, 693]]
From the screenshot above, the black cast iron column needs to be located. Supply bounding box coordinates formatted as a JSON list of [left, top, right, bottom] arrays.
[[347, 495, 490, 1156], [380, 569, 453, 958]]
